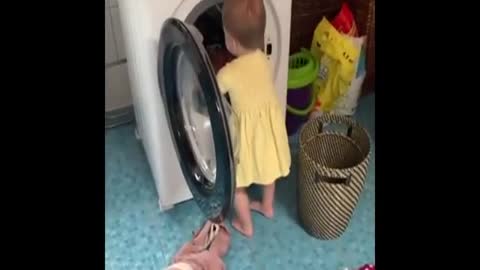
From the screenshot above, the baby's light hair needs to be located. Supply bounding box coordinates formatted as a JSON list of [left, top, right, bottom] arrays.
[[222, 0, 266, 50]]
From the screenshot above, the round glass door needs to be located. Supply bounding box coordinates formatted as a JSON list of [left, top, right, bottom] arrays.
[[176, 51, 216, 185], [157, 18, 235, 221]]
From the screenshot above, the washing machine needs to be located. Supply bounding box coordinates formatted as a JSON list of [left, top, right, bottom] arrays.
[[117, 0, 292, 211]]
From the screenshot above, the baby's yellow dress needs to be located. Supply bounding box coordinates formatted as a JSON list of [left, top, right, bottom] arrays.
[[217, 49, 291, 188]]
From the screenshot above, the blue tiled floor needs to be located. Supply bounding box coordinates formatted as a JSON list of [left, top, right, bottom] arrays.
[[105, 94, 375, 270]]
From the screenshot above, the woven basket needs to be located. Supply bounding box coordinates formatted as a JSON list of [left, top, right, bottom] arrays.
[[298, 114, 371, 239]]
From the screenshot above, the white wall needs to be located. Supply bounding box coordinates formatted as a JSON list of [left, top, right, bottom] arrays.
[[105, 0, 132, 112]]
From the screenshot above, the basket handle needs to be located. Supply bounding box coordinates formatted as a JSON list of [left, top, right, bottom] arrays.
[[318, 122, 354, 138], [318, 116, 353, 138], [314, 172, 352, 186]]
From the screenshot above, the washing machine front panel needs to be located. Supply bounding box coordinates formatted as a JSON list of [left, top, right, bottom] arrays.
[[264, 0, 281, 81], [158, 18, 235, 221]]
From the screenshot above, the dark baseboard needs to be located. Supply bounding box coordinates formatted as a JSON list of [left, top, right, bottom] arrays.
[[105, 106, 134, 129]]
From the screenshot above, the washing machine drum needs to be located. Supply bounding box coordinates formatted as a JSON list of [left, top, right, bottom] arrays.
[[157, 18, 235, 222]]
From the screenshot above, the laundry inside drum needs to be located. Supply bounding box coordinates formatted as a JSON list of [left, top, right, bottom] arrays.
[[193, 3, 236, 74]]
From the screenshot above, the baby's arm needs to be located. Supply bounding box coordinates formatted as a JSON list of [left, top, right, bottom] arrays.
[[216, 66, 230, 95]]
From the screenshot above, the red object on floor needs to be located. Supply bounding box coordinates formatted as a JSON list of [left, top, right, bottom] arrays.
[[358, 264, 375, 270]]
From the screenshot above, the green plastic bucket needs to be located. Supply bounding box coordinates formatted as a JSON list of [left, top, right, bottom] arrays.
[[286, 49, 319, 135]]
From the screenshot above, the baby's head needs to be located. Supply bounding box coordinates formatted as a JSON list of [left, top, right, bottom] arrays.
[[222, 0, 266, 56]]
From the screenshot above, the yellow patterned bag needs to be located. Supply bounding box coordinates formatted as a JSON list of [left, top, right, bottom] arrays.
[[310, 18, 360, 113]]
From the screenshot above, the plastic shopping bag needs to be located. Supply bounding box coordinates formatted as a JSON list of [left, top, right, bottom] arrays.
[[331, 35, 367, 115], [332, 72, 366, 115], [310, 18, 360, 113], [332, 3, 358, 36]]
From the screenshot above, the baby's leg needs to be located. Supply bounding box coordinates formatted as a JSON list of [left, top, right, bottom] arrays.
[[232, 188, 254, 238], [250, 183, 275, 219]]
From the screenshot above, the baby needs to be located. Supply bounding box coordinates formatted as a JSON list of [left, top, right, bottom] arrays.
[[217, 0, 291, 238]]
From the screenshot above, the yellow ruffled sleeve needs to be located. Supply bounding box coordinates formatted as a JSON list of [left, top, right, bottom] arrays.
[[216, 65, 231, 95]]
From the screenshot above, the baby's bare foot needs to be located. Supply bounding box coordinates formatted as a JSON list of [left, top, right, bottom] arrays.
[[250, 201, 274, 219], [232, 218, 253, 238]]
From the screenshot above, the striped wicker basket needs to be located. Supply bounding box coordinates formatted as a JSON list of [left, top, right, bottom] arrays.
[[298, 114, 371, 239]]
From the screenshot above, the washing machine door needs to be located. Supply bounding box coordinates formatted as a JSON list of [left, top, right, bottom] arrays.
[[157, 18, 235, 222]]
